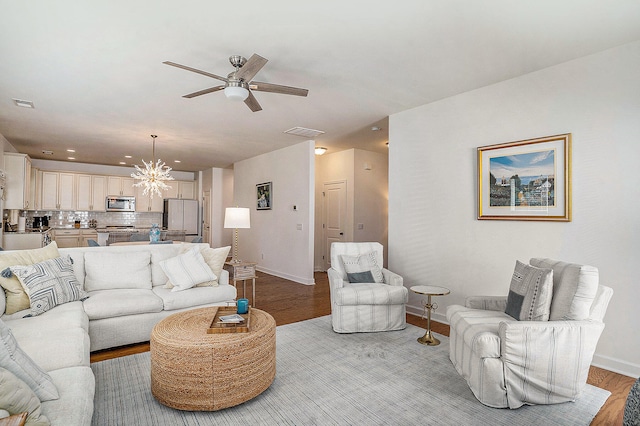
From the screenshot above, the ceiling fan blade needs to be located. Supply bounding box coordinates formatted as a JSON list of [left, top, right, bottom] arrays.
[[163, 61, 227, 82], [183, 85, 225, 98], [250, 81, 309, 97], [235, 54, 268, 82], [244, 91, 263, 112]]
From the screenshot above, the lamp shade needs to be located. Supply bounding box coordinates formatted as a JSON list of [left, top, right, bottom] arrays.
[[224, 86, 249, 101], [224, 207, 250, 229]]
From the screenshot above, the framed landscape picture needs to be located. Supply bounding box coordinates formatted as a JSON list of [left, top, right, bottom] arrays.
[[477, 134, 571, 221], [256, 182, 272, 210]]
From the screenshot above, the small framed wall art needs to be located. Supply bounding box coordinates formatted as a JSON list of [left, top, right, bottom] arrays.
[[256, 182, 272, 210], [477, 133, 571, 221]]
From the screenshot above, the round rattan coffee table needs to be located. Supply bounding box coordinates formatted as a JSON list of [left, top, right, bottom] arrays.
[[150, 306, 276, 411]]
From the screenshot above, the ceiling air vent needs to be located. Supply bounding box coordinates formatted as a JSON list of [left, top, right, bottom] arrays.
[[284, 127, 325, 138], [12, 99, 34, 108]]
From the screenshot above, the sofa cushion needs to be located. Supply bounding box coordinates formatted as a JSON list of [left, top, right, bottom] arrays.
[[152, 285, 237, 311], [8, 256, 88, 317], [529, 258, 599, 321], [163, 245, 230, 289], [4, 301, 88, 334], [159, 246, 217, 291], [13, 326, 90, 372], [505, 260, 553, 321], [0, 318, 59, 401], [84, 251, 152, 291], [42, 366, 94, 426], [0, 242, 60, 315], [0, 367, 49, 425], [82, 289, 163, 320], [340, 251, 384, 284], [332, 283, 407, 305]]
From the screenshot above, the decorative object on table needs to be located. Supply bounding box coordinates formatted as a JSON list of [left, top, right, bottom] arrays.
[[237, 298, 249, 314], [446, 257, 612, 408], [256, 182, 272, 210], [163, 53, 309, 112], [207, 306, 253, 334], [149, 224, 161, 243], [328, 242, 408, 333], [131, 135, 174, 198], [223, 207, 250, 263], [224, 261, 257, 306], [410, 285, 450, 346], [477, 133, 571, 221]]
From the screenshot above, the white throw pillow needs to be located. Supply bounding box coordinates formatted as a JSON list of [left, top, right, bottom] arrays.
[[164, 245, 230, 289], [0, 318, 59, 402], [160, 246, 217, 292], [84, 251, 152, 291], [340, 251, 384, 284], [505, 260, 554, 321]]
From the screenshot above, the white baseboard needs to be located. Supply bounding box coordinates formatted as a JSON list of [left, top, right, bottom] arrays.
[[255, 266, 315, 285], [407, 304, 639, 378]]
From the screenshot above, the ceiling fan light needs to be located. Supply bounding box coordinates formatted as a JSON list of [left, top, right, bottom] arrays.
[[224, 86, 249, 101]]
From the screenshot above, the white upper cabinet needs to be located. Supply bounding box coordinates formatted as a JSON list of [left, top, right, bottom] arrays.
[[107, 176, 136, 196], [4, 153, 32, 209]]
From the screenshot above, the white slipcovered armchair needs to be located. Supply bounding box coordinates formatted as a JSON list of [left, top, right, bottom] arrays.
[[328, 242, 408, 333], [446, 258, 613, 409]]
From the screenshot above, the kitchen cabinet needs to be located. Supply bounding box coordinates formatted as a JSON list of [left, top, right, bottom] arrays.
[[136, 188, 164, 212], [165, 181, 196, 200], [52, 229, 98, 247], [107, 176, 136, 196], [77, 174, 108, 211], [41, 172, 76, 210], [4, 153, 32, 209]]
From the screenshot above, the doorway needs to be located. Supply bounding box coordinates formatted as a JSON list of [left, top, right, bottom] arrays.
[[323, 180, 347, 270]]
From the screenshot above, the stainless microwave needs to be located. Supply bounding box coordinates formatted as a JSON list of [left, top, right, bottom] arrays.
[[106, 196, 136, 212]]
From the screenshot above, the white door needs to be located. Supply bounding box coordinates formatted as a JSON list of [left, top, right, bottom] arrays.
[[323, 180, 347, 270], [202, 190, 211, 244]]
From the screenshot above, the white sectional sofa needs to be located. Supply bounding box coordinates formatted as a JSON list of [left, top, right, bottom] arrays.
[[0, 242, 236, 425]]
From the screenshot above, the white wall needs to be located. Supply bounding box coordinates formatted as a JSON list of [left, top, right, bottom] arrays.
[[233, 140, 315, 285], [389, 40, 640, 377]]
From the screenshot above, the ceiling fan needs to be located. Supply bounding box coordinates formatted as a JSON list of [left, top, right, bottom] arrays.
[[163, 54, 309, 112]]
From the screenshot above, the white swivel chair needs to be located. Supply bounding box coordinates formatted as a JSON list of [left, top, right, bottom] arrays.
[[328, 242, 408, 333], [446, 258, 613, 409]]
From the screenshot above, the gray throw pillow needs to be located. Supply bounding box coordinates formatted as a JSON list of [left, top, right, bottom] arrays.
[[0, 367, 50, 425], [8, 255, 88, 317], [0, 318, 59, 401], [505, 260, 554, 321]]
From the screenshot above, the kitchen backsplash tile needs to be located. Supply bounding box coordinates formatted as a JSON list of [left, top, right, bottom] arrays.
[[19, 210, 163, 229]]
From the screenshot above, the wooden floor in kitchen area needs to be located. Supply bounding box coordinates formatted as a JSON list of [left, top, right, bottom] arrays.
[[91, 271, 635, 425]]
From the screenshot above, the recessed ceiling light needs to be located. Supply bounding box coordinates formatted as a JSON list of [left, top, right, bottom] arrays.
[[13, 99, 34, 108], [42, 150, 53, 155], [67, 157, 75, 160], [124, 155, 132, 159], [314, 147, 327, 155], [284, 127, 325, 138], [371, 126, 381, 131], [119, 162, 127, 165], [66, 149, 75, 153], [174, 160, 181, 163]]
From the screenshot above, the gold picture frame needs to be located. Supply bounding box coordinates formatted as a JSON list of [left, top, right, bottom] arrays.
[[478, 133, 571, 221]]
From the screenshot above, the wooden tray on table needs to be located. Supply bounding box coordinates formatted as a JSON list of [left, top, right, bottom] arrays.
[[207, 306, 251, 334]]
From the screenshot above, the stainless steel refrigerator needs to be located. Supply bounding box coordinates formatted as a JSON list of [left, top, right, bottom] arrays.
[[162, 199, 199, 239]]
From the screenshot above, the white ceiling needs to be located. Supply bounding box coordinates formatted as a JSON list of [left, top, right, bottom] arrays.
[[1, 1, 639, 172]]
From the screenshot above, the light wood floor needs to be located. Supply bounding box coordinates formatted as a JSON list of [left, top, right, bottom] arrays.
[[91, 271, 635, 425]]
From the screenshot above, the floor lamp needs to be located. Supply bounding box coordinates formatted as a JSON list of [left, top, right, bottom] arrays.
[[224, 207, 251, 263]]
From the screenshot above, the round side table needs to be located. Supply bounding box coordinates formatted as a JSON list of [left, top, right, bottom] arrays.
[[410, 285, 450, 346]]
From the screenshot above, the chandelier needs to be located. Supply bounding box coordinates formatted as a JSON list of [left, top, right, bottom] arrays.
[[131, 135, 174, 198]]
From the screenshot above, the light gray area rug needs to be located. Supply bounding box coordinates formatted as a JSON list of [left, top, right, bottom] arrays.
[[91, 316, 610, 425]]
